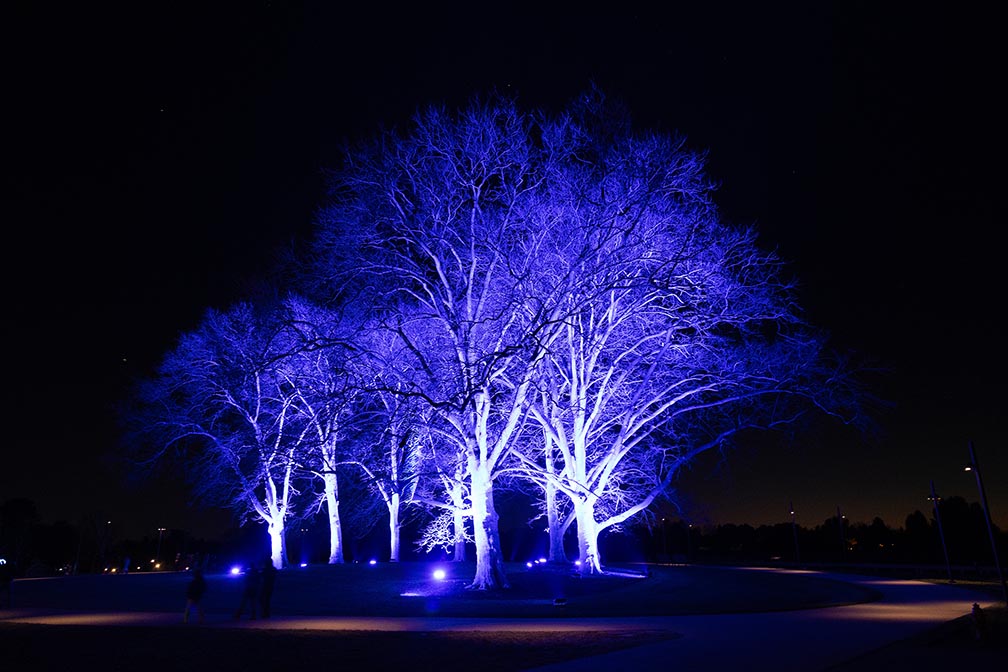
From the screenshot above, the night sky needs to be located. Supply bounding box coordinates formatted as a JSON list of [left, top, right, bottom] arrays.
[[7, 2, 1004, 541]]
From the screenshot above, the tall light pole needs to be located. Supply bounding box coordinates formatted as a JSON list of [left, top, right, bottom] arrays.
[[99, 520, 111, 569], [836, 506, 847, 561], [789, 501, 801, 566], [155, 527, 166, 568], [928, 480, 953, 583], [965, 441, 1007, 606]]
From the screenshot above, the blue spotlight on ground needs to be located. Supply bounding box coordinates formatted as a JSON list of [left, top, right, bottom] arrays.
[[369, 559, 377, 565], [432, 568, 446, 580]]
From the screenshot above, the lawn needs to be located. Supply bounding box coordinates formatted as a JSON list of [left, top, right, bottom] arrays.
[[4, 561, 881, 618], [2, 561, 1002, 671]]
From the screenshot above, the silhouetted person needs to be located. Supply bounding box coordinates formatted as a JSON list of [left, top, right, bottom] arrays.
[[234, 564, 260, 620], [971, 602, 988, 641], [0, 558, 13, 608], [183, 567, 206, 623], [259, 557, 278, 618]]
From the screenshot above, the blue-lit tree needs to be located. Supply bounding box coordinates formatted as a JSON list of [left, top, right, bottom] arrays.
[[306, 96, 577, 589], [303, 88, 865, 585], [412, 409, 473, 562], [277, 295, 360, 564], [338, 328, 427, 562], [511, 91, 864, 573], [130, 302, 316, 568]]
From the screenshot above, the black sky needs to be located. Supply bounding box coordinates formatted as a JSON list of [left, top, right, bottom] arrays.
[[7, 2, 1004, 540]]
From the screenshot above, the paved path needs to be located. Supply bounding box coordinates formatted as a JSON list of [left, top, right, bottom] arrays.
[[1, 569, 1000, 670], [532, 570, 1001, 671]]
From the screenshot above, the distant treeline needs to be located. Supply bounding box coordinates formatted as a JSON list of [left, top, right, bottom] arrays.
[[2, 495, 1004, 577], [630, 496, 1006, 570]]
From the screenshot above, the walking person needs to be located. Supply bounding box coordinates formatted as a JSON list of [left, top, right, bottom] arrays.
[[0, 557, 14, 609], [233, 563, 260, 620], [183, 566, 206, 623], [259, 556, 278, 618]]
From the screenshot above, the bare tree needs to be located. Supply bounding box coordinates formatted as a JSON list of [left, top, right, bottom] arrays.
[[303, 87, 868, 584], [411, 410, 474, 562], [341, 329, 428, 562], [277, 295, 360, 564], [512, 90, 866, 573], [306, 95, 577, 589], [128, 303, 316, 568]]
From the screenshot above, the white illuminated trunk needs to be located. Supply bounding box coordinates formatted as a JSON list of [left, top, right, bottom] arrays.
[[468, 461, 508, 589], [268, 520, 284, 569], [574, 499, 602, 574], [545, 479, 567, 562], [261, 466, 290, 569], [452, 506, 467, 562], [388, 492, 401, 562], [570, 425, 602, 573], [449, 462, 468, 562], [543, 432, 567, 562], [324, 471, 344, 563]]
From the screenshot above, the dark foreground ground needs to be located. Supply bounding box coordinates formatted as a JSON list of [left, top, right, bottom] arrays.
[[825, 604, 1006, 672], [2, 562, 1004, 671]]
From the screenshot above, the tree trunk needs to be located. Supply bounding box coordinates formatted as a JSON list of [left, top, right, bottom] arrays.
[[324, 471, 344, 564], [574, 500, 602, 574], [268, 520, 284, 569], [388, 492, 400, 562], [468, 464, 508, 589], [450, 463, 467, 562], [452, 506, 467, 562], [543, 426, 567, 563], [545, 480, 567, 562]]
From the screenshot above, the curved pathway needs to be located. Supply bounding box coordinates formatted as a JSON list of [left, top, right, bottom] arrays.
[[532, 569, 1000, 671], [1, 568, 1000, 670]]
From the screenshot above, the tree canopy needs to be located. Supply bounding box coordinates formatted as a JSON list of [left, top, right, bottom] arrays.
[[125, 88, 870, 588]]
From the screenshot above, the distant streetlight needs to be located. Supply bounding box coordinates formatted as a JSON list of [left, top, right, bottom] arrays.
[[686, 522, 694, 563], [155, 527, 167, 567], [965, 441, 1008, 606], [789, 501, 801, 566], [928, 480, 954, 583], [836, 506, 847, 561]]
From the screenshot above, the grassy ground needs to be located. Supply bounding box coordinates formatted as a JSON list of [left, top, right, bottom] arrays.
[[1, 561, 881, 618], [2, 562, 693, 671], [2, 562, 1004, 671]]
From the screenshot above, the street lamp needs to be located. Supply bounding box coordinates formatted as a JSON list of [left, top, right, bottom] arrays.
[[928, 480, 954, 583], [155, 527, 166, 568], [836, 506, 847, 561], [965, 441, 1008, 606], [789, 501, 801, 566], [100, 520, 111, 568]]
